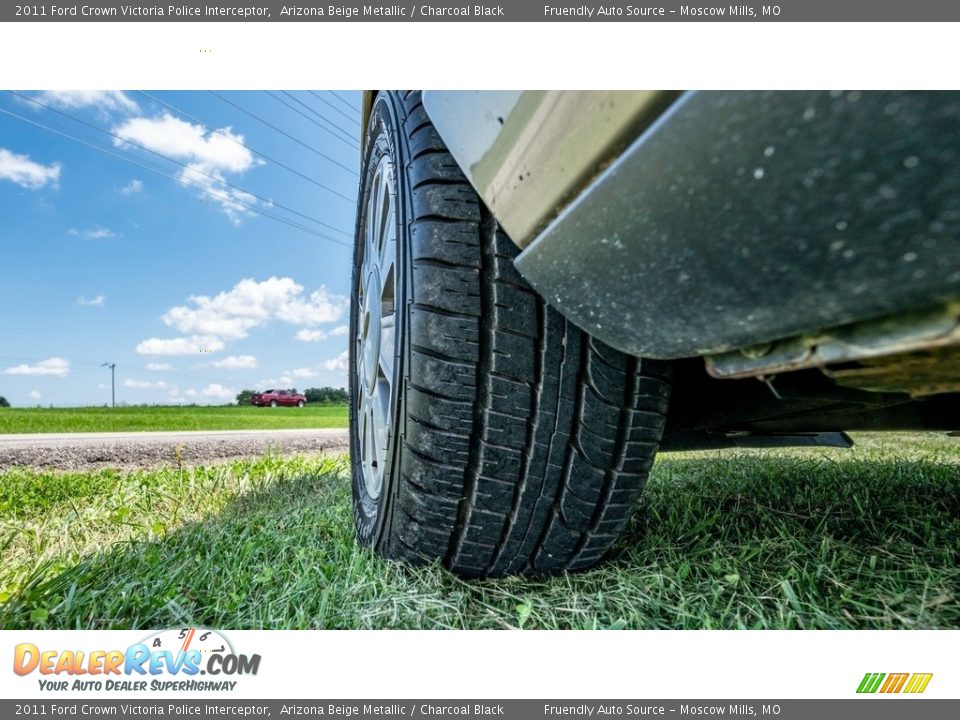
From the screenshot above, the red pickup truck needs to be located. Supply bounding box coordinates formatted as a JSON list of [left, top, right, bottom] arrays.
[[250, 389, 306, 408]]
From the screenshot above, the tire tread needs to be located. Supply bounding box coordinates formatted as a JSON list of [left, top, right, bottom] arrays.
[[363, 91, 671, 577]]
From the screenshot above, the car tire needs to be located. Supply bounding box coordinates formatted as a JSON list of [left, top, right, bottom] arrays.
[[298, 400, 305, 408], [350, 91, 672, 578], [270, 400, 277, 408]]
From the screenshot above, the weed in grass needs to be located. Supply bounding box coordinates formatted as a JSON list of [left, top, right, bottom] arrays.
[[0, 433, 957, 629]]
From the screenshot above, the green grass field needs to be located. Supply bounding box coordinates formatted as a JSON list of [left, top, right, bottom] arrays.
[[1, 432, 957, 629], [0, 405, 348, 434]]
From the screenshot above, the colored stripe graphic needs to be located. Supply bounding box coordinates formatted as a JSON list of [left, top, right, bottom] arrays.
[[880, 673, 909, 693], [857, 672, 932, 694], [857, 673, 885, 693], [904, 673, 934, 694]]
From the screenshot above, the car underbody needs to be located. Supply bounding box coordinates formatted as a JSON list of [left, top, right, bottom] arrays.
[[414, 90, 960, 448]]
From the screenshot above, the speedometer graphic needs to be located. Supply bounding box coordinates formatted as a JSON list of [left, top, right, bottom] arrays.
[[141, 627, 234, 658]]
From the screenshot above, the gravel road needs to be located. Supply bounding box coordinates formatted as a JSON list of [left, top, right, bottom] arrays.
[[0, 428, 350, 471]]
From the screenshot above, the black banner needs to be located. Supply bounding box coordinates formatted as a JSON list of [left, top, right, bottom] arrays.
[[5, 0, 960, 22]]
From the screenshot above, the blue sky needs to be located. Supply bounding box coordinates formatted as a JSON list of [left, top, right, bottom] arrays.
[[0, 90, 359, 406]]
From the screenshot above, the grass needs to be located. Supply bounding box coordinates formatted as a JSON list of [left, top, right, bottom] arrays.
[[0, 405, 348, 434], [0, 432, 957, 629]]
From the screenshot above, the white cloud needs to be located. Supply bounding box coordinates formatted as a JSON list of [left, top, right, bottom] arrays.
[[78, 294, 106, 306], [111, 112, 261, 224], [120, 178, 144, 195], [34, 90, 139, 114], [290, 367, 318, 379], [275, 287, 348, 326], [295, 325, 349, 342], [3, 357, 70, 377], [295, 329, 327, 343], [323, 351, 349, 372], [68, 227, 116, 239], [28, 390, 41, 399], [200, 383, 235, 401], [145, 362, 173, 371], [161, 277, 347, 341], [209, 355, 259, 370], [123, 379, 169, 390], [0, 148, 61, 189], [136, 335, 225, 356]]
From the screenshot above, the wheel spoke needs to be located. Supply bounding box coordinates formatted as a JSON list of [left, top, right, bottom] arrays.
[[377, 177, 393, 261], [362, 184, 377, 279], [370, 396, 385, 464], [381, 250, 395, 296], [376, 378, 391, 453], [355, 332, 363, 376], [366, 393, 386, 499], [368, 170, 384, 263], [379, 181, 397, 376], [380, 315, 395, 381], [378, 178, 395, 268], [380, 251, 395, 320], [358, 401, 368, 464]]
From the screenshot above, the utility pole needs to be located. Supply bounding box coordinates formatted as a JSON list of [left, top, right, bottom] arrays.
[[101, 362, 115, 408]]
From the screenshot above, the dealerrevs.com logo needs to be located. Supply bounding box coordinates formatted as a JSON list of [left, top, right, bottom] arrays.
[[13, 628, 261, 692], [857, 673, 933, 694]]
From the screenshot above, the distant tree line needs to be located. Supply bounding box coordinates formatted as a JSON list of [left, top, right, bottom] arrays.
[[235, 387, 348, 406], [304, 387, 348, 404], [0, 396, 9, 408]]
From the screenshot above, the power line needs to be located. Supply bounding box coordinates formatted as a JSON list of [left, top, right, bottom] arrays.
[[9, 101, 187, 181], [0, 106, 352, 247], [266, 91, 359, 151], [10, 90, 355, 213], [138, 90, 358, 180], [8, 91, 356, 225], [328, 91, 363, 117], [307, 91, 360, 127], [210, 90, 360, 169], [278, 91, 359, 143]]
